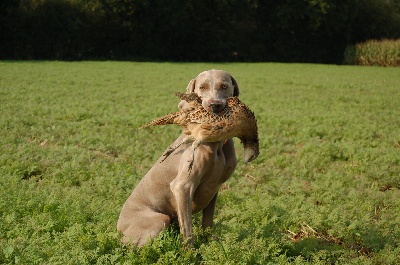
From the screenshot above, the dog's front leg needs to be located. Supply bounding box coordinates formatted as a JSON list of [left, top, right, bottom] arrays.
[[202, 192, 218, 229], [169, 145, 206, 247], [170, 175, 196, 247], [170, 144, 216, 247]]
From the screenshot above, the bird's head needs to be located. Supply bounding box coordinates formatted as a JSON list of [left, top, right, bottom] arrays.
[[243, 139, 259, 163]]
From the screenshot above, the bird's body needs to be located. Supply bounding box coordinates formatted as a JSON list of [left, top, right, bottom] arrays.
[[139, 92, 259, 167]]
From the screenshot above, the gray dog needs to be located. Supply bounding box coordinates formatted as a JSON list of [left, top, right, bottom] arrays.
[[117, 70, 240, 247]]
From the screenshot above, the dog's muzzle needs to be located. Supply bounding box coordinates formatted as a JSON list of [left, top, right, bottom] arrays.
[[209, 102, 224, 113]]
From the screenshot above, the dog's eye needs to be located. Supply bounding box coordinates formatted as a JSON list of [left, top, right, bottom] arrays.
[[221, 84, 228, 90], [199, 86, 207, 90]]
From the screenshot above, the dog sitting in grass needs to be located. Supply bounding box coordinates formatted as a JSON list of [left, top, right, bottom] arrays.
[[118, 70, 257, 247]]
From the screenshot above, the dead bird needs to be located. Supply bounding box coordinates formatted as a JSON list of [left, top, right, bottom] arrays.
[[138, 92, 259, 170]]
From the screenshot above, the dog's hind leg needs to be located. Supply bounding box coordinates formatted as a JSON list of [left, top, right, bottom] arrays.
[[119, 209, 171, 247]]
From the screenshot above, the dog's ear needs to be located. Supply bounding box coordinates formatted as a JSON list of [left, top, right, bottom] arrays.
[[230, 75, 240, 97], [180, 78, 196, 109], [185, 78, 196, 93]]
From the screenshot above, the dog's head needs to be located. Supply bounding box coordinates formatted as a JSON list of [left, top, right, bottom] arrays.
[[179, 70, 239, 113]]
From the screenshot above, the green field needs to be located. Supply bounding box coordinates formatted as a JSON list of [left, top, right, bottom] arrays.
[[1, 61, 399, 264]]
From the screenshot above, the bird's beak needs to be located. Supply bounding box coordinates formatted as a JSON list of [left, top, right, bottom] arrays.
[[244, 147, 258, 163]]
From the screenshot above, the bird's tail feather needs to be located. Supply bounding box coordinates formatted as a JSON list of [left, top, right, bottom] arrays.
[[137, 112, 182, 130]]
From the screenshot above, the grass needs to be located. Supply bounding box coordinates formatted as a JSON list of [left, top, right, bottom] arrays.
[[1, 61, 400, 264]]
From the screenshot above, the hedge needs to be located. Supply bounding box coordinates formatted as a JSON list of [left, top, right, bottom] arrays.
[[344, 39, 400, 67]]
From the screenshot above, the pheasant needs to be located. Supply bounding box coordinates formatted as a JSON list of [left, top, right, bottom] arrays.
[[138, 92, 259, 172]]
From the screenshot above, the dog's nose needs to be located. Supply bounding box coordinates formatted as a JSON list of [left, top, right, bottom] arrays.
[[210, 102, 224, 113]]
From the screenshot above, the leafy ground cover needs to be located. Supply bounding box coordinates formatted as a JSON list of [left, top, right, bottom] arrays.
[[1, 61, 399, 264]]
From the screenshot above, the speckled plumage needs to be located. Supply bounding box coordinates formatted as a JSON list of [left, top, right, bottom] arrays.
[[139, 92, 259, 167]]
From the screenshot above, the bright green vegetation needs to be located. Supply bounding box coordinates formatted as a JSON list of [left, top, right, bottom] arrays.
[[1, 62, 399, 264]]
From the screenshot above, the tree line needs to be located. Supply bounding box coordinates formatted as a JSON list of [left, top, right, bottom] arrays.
[[1, 0, 400, 63]]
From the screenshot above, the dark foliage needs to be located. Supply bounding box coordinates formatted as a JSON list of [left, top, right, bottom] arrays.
[[1, 0, 400, 63]]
